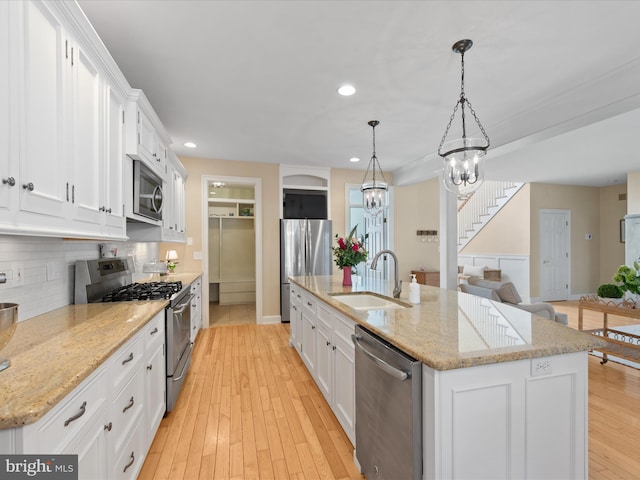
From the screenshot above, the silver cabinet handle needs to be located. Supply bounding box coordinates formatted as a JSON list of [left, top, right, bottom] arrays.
[[122, 352, 134, 365], [104, 422, 112, 432], [351, 334, 410, 381], [22, 182, 34, 191], [147, 364, 153, 371], [2, 177, 15, 186], [64, 401, 87, 427], [150, 327, 158, 335], [123, 452, 135, 473], [122, 396, 135, 413]]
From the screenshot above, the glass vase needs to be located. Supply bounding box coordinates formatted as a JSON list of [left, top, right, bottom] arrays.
[[342, 267, 352, 287]]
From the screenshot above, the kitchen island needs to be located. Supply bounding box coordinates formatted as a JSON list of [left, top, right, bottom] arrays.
[[290, 275, 606, 480]]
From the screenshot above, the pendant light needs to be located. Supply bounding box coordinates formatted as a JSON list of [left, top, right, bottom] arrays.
[[361, 120, 388, 217], [438, 39, 490, 199]]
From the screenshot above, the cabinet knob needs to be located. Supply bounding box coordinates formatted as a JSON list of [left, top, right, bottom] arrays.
[[99, 206, 106, 212], [147, 364, 153, 371], [104, 422, 112, 432], [22, 182, 34, 191], [106, 208, 112, 214], [2, 177, 15, 187]]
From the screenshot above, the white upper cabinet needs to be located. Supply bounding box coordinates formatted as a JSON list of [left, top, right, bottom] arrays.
[[125, 89, 169, 180], [0, 0, 133, 240], [70, 40, 102, 228], [0, 1, 13, 218], [18, 0, 68, 220], [102, 84, 126, 234]]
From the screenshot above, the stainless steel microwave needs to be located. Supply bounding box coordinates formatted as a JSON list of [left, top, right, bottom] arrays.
[[133, 160, 164, 221]]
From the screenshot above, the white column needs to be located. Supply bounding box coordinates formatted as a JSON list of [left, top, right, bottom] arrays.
[[439, 182, 458, 290]]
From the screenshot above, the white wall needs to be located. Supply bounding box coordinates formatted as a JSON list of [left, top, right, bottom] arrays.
[[0, 235, 158, 322]]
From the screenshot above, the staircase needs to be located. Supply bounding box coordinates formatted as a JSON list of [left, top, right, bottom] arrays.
[[457, 181, 524, 251]]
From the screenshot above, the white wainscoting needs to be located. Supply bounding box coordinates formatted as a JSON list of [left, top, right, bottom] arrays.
[[458, 254, 531, 302]]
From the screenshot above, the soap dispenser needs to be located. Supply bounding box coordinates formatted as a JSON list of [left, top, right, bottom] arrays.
[[409, 274, 420, 304]]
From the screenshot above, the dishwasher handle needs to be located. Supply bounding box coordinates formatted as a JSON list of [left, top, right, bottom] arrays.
[[351, 334, 410, 381]]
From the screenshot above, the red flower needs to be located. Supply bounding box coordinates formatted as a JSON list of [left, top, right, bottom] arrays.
[[352, 243, 358, 251], [338, 238, 346, 249]]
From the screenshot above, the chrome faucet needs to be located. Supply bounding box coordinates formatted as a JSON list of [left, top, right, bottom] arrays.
[[371, 249, 402, 298]]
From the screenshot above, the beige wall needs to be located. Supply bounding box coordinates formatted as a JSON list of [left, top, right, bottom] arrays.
[[599, 184, 627, 284], [392, 177, 440, 283], [530, 184, 600, 298], [461, 184, 531, 255], [628, 170, 640, 214], [160, 156, 281, 319]]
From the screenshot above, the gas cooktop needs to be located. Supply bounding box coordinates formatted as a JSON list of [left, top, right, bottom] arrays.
[[101, 281, 183, 302]]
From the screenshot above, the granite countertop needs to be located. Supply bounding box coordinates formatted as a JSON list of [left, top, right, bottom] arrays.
[[0, 271, 203, 430], [290, 275, 607, 371]]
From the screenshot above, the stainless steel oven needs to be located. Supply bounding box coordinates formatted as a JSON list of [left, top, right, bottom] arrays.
[[165, 288, 193, 412], [74, 257, 194, 414], [133, 159, 164, 221]]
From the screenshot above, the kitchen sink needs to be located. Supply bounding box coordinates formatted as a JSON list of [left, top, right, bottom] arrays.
[[329, 292, 410, 310]]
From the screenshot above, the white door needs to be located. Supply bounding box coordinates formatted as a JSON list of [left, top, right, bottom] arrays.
[[540, 209, 570, 301]]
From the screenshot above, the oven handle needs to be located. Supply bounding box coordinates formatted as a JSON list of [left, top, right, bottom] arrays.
[[172, 294, 194, 315], [172, 343, 192, 383]]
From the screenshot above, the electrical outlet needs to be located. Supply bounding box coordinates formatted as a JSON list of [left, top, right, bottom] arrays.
[[193, 251, 202, 260], [532, 359, 552, 376], [11, 263, 24, 287], [187, 237, 193, 246]]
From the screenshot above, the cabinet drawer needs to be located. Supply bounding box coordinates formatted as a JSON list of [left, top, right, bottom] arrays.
[[29, 365, 106, 453], [113, 415, 146, 480], [316, 302, 331, 329], [144, 311, 165, 352], [333, 311, 356, 347], [111, 367, 145, 458], [301, 292, 317, 316], [110, 334, 144, 393]]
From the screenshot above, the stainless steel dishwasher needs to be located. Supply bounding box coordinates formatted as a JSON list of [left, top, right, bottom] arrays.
[[352, 325, 422, 480]]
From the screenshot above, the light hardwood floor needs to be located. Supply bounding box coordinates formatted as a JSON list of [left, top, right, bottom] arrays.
[[140, 301, 640, 479]]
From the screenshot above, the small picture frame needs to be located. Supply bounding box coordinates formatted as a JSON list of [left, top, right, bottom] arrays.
[[620, 219, 626, 243]]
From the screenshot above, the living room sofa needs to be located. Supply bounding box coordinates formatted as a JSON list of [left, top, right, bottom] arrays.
[[459, 277, 568, 325]]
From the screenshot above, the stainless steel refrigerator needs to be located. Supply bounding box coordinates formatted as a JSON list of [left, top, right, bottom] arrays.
[[280, 219, 332, 322]]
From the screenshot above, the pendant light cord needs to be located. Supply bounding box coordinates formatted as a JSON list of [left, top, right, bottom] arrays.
[[362, 122, 387, 185]]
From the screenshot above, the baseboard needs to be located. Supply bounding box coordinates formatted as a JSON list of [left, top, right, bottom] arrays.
[[258, 315, 281, 325]]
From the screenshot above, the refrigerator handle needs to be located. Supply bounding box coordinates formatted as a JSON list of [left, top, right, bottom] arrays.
[[304, 218, 311, 275]]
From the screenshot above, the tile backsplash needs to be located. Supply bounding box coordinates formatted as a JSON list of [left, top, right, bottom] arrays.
[[0, 235, 159, 321]]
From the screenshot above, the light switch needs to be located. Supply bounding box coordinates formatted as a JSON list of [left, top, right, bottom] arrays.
[[193, 251, 203, 260]]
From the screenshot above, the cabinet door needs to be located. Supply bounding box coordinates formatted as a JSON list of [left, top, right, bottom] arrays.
[[103, 83, 125, 232], [66, 415, 109, 480], [145, 341, 165, 447], [289, 303, 301, 353], [0, 1, 16, 218], [300, 310, 316, 373], [332, 337, 355, 445], [136, 109, 156, 166], [18, 0, 68, 218], [314, 320, 332, 403], [71, 41, 102, 228]]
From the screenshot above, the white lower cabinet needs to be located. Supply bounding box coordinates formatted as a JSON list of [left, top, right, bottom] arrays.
[[290, 285, 356, 446], [0, 311, 166, 479], [423, 351, 588, 479], [289, 284, 302, 354]]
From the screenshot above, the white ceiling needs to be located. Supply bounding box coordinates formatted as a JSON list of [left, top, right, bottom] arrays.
[[77, 0, 640, 187]]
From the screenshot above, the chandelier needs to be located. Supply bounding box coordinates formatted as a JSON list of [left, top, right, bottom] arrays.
[[438, 39, 490, 199], [361, 120, 388, 217]]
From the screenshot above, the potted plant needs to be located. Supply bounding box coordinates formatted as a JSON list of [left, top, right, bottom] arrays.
[[597, 283, 623, 302], [612, 261, 640, 306], [332, 225, 368, 286]]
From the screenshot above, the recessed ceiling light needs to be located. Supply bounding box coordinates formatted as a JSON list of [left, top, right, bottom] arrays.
[[337, 84, 356, 96], [350, 157, 360, 163], [184, 142, 197, 148]]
